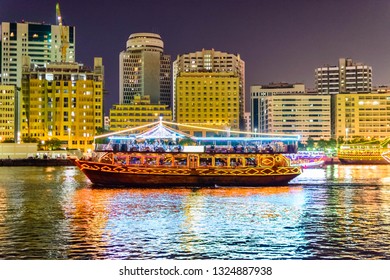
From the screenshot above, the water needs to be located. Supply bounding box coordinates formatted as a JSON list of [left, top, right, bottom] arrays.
[[0, 164, 390, 260]]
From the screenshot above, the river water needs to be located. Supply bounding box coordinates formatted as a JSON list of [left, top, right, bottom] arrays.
[[0, 164, 389, 260]]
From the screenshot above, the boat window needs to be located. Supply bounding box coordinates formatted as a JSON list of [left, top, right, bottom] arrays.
[[245, 157, 256, 166], [215, 157, 227, 167], [114, 155, 127, 165], [129, 156, 142, 165], [230, 158, 243, 167], [199, 157, 212, 166], [145, 157, 157, 166], [159, 155, 172, 166], [175, 157, 188, 167]]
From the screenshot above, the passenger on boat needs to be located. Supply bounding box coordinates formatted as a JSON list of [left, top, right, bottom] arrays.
[[265, 145, 274, 153]]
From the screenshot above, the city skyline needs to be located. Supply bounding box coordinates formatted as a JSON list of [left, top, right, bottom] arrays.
[[2, 0, 390, 112]]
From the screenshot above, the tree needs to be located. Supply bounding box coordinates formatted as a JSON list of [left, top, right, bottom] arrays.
[[22, 136, 39, 143], [46, 138, 62, 150], [95, 127, 110, 144], [317, 139, 327, 150], [337, 136, 345, 146], [306, 137, 315, 150], [179, 137, 196, 146], [2, 138, 15, 143], [327, 138, 337, 150]]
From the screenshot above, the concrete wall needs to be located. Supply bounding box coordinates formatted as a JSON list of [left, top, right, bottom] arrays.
[[0, 143, 38, 159], [0, 143, 82, 159]]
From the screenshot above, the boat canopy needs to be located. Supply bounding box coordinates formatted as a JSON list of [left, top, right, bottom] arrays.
[[95, 119, 301, 143], [135, 123, 190, 140]]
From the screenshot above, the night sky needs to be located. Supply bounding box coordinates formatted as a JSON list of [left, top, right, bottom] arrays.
[[2, 0, 390, 113]]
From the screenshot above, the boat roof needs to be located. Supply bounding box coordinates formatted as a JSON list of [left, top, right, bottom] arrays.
[[95, 119, 301, 142]]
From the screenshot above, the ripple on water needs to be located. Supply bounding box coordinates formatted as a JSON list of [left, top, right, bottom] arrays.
[[1, 166, 390, 259]]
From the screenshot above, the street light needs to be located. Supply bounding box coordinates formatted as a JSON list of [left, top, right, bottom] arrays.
[[345, 128, 349, 143]]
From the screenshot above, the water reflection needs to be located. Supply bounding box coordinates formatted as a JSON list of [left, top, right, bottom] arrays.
[[64, 187, 308, 259], [0, 165, 390, 259], [0, 167, 86, 259]]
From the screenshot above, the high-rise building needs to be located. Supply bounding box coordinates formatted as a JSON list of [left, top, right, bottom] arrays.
[[0, 21, 76, 86], [119, 33, 171, 106], [251, 83, 331, 142], [175, 72, 240, 136], [315, 58, 372, 137], [315, 58, 372, 94], [173, 49, 245, 128], [109, 95, 172, 132], [0, 85, 16, 141], [335, 88, 390, 141], [21, 57, 104, 151]]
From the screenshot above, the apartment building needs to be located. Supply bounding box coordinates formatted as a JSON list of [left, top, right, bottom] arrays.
[[173, 49, 245, 129], [175, 72, 239, 136], [315, 58, 372, 94], [21, 57, 104, 151], [0, 85, 16, 141], [109, 95, 172, 132], [335, 88, 390, 141], [251, 83, 331, 142]]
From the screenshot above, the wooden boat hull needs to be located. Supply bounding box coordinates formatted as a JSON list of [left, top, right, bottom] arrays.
[[74, 159, 301, 187], [338, 144, 390, 165]]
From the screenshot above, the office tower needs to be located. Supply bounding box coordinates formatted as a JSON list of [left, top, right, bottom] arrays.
[[173, 49, 245, 129], [0, 21, 75, 86], [315, 58, 372, 94], [251, 83, 331, 142], [175, 72, 240, 135], [109, 95, 172, 132], [20, 57, 104, 151], [119, 33, 171, 106]]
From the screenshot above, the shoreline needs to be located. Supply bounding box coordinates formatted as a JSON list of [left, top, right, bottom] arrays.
[[0, 158, 74, 166]]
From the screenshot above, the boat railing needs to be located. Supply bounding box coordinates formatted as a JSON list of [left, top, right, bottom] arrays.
[[94, 143, 298, 154]]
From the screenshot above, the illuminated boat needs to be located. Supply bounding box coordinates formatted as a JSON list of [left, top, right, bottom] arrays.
[[71, 120, 302, 187], [286, 151, 326, 168], [338, 144, 390, 164]]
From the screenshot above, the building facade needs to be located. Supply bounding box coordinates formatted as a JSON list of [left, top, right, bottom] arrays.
[[175, 72, 239, 136], [335, 88, 390, 141], [0, 85, 16, 141], [109, 95, 172, 132], [243, 112, 251, 132], [173, 49, 245, 129], [315, 58, 372, 94], [315, 58, 373, 138], [251, 83, 331, 142], [0, 21, 75, 86], [119, 33, 171, 106], [21, 58, 103, 151]]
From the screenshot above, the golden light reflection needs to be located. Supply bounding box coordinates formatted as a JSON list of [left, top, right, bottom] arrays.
[[65, 186, 305, 258], [0, 187, 6, 224]]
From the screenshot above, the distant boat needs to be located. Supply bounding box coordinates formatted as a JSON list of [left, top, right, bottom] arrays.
[[286, 151, 326, 168], [338, 143, 390, 164], [71, 121, 302, 187]]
